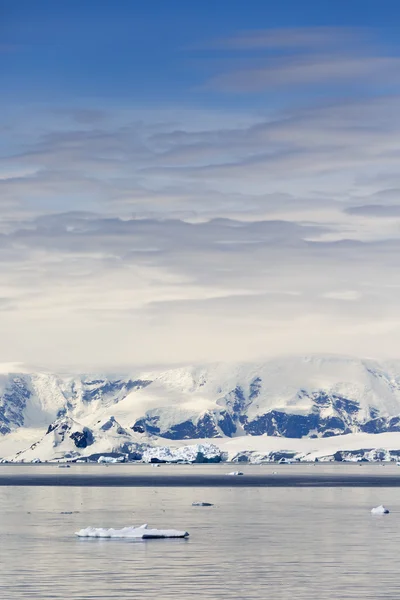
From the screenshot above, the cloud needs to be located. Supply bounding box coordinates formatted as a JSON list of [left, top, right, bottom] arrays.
[[0, 203, 399, 366], [346, 205, 400, 217], [202, 27, 400, 92], [207, 56, 400, 92], [2, 27, 400, 366]]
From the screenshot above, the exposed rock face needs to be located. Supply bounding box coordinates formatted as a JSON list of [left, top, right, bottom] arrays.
[[0, 377, 31, 435], [70, 429, 94, 449], [0, 373, 154, 435], [132, 388, 396, 440]]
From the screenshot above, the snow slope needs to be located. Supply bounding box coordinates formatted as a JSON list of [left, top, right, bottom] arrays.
[[109, 356, 400, 439], [3, 355, 400, 461], [185, 431, 400, 462]]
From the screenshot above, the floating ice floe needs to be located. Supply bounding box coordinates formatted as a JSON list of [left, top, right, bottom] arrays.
[[371, 505, 390, 515], [226, 471, 244, 476], [75, 524, 189, 539], [192, 502, 213, 507]]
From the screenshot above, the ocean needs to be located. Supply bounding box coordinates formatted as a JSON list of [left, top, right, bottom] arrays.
[[0, 464, 399, 599]]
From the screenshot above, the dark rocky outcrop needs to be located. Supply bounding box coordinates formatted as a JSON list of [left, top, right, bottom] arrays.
[[70, 428, 94, 448]]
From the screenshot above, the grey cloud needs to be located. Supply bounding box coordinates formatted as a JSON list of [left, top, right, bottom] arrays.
[[346, 205, 400, 217], [0, 205, 400, 366], [2, 74, 400, 364]]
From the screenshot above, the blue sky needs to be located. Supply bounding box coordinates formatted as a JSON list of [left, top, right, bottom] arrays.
[[2, 0, 400, 106], [2, 1, 400, 368]]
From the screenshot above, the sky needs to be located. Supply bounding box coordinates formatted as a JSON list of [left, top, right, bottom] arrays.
[[1, 0, 400, 369]]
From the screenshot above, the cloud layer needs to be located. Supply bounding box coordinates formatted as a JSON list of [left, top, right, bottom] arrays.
[[1, 27, 400, 367]]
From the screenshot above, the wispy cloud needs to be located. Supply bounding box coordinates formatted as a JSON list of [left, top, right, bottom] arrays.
[[202, 27, 400, 91], [208, 27, 369, 50], [207, 56, 400, 91]]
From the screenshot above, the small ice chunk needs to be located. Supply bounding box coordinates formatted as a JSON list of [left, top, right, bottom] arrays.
[[58, 464, 70, 468], [192, 502, 213, 507], [226, 471, 244, 476], [75, 524, 189, 539], [371, 505, 390, 515]]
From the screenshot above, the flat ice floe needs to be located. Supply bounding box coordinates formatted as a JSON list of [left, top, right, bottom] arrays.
[[226, 471, 244, 476], [371, 505, 390, 515], [75, 524, 189, 539]]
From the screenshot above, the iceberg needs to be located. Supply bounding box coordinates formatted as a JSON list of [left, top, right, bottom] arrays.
[[97, 456, 124, 464], [371, 505, 390, 515], [75, 524, 189, 539], [143, 443, 221, 464]]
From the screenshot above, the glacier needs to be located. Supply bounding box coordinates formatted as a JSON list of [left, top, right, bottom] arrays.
[[4, 355, 400, 462]]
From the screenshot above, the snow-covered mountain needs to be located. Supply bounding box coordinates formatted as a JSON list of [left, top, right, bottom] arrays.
[[4, 355, 400, 461]]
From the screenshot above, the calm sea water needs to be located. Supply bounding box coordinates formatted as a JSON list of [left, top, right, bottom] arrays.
[[0, 464, 399, 599]]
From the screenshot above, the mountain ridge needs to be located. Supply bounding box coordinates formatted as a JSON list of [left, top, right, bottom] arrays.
[[3, 355, 400, 461]]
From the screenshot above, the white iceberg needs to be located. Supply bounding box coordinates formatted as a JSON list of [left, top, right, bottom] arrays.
[[226, 471, 243, 476], [97, 456, 125, 464], [371, 505, 390, 515], [142, 443, 221, 464], [75, 524, 189, 539]]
